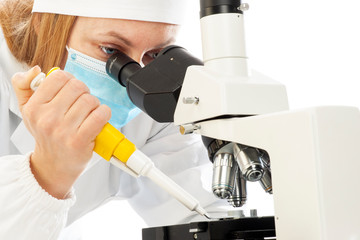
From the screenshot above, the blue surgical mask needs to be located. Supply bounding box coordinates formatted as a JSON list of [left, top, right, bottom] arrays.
[[64, 47, 141, 129]]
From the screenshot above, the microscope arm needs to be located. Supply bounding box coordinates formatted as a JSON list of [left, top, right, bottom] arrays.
[[105, 1, 360, 239], [194, 106, 360, 239]]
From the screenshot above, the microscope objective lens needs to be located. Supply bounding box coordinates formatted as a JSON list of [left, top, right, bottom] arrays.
[[233, 144, 264, 182], [212, 153, 237, 199]]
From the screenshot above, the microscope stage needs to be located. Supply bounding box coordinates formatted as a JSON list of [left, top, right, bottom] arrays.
[[142, 216, 276, 240]]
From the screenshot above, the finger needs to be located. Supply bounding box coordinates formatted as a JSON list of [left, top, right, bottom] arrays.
[[77, 104, 111, 142], [64, 93, 101, 129], [50, 78, 90, 114], [12, 66, 42, 111], [31, 70, 74, 104]]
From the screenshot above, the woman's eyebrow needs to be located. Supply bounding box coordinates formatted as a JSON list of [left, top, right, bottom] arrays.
[[103, 30, 175, 49], [103, 31, 134, 47]]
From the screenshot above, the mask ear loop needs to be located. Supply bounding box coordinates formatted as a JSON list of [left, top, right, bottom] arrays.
[[65, 45, 76, 59], [65, 45, 73, 61], [65, 45, 72, 56]]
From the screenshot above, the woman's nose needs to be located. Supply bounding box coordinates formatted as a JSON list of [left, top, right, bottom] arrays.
[[127, 51, 144, 65]]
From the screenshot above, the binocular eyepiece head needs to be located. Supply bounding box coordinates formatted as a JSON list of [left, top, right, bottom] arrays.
[[105, 45, 203, 122]]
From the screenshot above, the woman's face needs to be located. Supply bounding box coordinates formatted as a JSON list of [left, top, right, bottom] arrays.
[[64, 17, 179, 67]]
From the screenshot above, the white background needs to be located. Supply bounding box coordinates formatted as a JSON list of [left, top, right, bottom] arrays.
[[75, 0, 360, 239]]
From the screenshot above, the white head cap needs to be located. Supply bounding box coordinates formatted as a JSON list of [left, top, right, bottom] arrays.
[[32, 0, 190, 25]]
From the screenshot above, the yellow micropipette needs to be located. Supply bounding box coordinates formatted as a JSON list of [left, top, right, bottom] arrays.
[[30, 67, 210, 218], [95, 122, 209, 217]]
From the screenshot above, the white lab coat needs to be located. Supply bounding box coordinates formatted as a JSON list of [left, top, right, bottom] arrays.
[[0, 29, 226, 239]]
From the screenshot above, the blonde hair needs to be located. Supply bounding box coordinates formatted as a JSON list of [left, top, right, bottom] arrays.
[[0, 0, 76, 73]]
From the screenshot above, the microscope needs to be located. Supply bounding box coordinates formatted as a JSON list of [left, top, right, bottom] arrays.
[[106, 0, 360, 239]]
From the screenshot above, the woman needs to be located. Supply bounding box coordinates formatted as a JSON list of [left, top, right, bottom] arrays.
[[0, 0, 222, 238]]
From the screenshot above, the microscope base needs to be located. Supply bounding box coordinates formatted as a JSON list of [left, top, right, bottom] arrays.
[[142, 217, 276, 240]]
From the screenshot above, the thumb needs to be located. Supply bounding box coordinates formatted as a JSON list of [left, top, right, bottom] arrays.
[[11, 65, 42, 112]]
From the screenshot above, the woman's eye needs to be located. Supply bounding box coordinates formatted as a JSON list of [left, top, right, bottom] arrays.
[[147, 52, 159, 59], [142, 51, 161, 65], [100, 46, 117, 55]]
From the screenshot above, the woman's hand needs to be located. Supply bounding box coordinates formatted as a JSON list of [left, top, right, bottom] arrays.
[[12, 66, 111, 199]]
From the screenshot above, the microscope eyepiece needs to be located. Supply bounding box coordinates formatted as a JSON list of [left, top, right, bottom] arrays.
[[106, 51, 142, 87]]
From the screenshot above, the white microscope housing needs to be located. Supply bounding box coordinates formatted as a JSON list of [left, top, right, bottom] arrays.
[[105, 1, 360, 238], [174, 1, 360, 239]]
